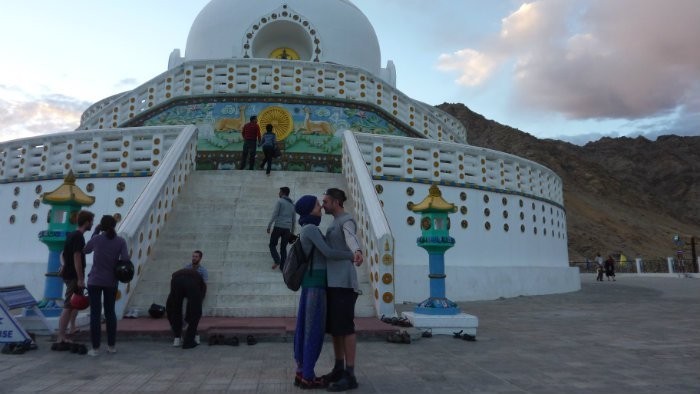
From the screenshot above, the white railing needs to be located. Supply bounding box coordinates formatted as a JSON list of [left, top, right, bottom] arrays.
[[78, 59, 467, 144], [354, 133, 564, 206], [114, 125, 198, 318], [342, 131, 396, 317], [0, 126, 184, 182]]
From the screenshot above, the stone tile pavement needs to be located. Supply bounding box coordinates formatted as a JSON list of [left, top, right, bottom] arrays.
[[1, 275, 699, 393]]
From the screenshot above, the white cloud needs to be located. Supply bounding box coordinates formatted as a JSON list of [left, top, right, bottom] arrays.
[[438, 0, 700, 126], [0, 87, 88, 143], [437, 49, 498, 86]]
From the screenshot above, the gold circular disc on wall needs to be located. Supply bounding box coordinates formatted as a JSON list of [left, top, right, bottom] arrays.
[[258, 106, 294, 140], [269, 47, 301, 60]]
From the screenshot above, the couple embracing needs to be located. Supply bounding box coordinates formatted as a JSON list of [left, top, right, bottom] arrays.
[[293, 188, 364, 391]]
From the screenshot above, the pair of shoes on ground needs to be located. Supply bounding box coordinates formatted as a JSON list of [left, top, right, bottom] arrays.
[[380, 314, 412, 327], [452, 330, 477, 341], [51, 341, 73, 351], [386, 330, 411, 344], [3, 341, 37, 355]]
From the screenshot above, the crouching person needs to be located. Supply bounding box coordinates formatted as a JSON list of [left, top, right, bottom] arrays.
[[166, 267, 206, 349]]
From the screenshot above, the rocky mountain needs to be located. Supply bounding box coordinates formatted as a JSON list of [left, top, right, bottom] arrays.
[[438, 103, 700, 262]]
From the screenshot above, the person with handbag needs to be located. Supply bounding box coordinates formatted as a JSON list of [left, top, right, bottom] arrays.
[[291, 195, 356, 389], [83, 215, 129, 356]]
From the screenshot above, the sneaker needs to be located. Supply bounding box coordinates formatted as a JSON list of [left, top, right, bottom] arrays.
[[107, 346, 117, 354], [194, 335, 200, 345], [327, 372, 358, 392], [173, 338, 182, 347], [87, 349, 99, 357]]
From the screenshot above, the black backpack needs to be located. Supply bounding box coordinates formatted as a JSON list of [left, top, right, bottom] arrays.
[[283, 237, 315, 291]]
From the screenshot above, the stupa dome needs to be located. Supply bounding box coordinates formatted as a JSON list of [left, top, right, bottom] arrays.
[[182, 0, 382, 75]]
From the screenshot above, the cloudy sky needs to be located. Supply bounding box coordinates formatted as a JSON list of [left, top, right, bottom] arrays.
[[1, 0, 698, 145]]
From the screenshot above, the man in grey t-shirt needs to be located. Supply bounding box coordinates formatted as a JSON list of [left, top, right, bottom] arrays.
[[321, 188, 363, 392], [267, 187, 295, 270]]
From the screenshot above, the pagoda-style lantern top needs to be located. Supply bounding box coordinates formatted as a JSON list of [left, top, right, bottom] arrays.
[[41, 171, 95, 207], [411, 185, 457, 214], [411, 185, 456, 252]]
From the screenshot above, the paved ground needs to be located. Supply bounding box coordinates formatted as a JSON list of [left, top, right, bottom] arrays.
[[1, 275, 699, 393]]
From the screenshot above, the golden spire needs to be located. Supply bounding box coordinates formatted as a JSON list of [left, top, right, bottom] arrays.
[[41, 170, 95, 206], [410, 184, 457, 213]]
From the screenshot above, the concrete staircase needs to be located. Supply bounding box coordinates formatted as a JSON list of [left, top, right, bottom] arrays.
[[127, 170, 375, 317]]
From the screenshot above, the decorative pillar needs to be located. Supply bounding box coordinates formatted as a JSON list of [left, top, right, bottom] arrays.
[[36, 171, 95, 316], [411, 184, 459, 315], [401, 184, 479, 336]]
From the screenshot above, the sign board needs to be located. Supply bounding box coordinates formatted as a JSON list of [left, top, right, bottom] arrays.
[[0, 285, 48, 343]]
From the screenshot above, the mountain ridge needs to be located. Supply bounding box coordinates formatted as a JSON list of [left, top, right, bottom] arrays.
[[438, 103, 700, 261]]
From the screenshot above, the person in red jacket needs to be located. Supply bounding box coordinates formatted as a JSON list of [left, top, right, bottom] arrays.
[[240, 115, 261, 170]]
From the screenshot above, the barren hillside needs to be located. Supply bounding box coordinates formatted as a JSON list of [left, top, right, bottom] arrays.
[[438, 103, 700, 261]]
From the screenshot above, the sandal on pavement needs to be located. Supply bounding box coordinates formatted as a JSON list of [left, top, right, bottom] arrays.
[[453, 330, 464, 339], [246, 335, 257, 346], [400, 330, 412, 344], [225, 336, 239, 346], [386, 331, 404, 343], [461, 333, 477, 342]]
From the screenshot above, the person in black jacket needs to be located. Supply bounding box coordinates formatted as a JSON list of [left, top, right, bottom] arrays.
[[166, 267, 207, 349]]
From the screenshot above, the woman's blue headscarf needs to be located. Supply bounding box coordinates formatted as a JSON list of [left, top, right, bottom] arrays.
[[295, 195, 321, 226]]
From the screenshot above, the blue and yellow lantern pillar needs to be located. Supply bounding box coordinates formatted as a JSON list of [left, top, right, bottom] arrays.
[[403, 184, 479, 336], [411, 184, 459, 315], [37, 171, 95, 317]]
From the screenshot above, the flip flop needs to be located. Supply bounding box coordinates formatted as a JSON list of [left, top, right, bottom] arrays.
[[400, 330, 412, 344], [452, 330, 463, 339], [461, 333, 477, 342], [386, 331, 404, 343]]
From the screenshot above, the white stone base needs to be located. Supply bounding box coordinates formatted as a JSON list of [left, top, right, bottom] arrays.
[[402, 311, 479, 336]]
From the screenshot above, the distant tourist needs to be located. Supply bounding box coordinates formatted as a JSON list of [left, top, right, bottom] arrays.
[[55, 210, 94, 348], [84, 214, 129, 356], [167, 266, 207, 349], [604, 255, 616, 281], [595, 253, 604, 281], [259, 124, 277, 175], [240, 115, 261, 170], [267, 187, 295, 270], [184, 250, 208, 283]]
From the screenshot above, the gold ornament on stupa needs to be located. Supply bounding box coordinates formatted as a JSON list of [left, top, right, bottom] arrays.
[[41, 170, 95, 206], [410, 184, 457, 213]]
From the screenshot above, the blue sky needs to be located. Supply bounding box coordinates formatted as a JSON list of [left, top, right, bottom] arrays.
[[1, 0, 698, 145]]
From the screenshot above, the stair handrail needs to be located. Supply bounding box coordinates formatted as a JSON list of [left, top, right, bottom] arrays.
[[342, 130, 396, 317], [114, 125, 198, 318]]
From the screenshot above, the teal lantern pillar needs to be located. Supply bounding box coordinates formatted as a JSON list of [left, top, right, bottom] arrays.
[[411, 184, 459, 315], [37, 171, 95, 316]]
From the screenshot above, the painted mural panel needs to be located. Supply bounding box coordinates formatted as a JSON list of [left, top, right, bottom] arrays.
[[142, 102, 410, 154]]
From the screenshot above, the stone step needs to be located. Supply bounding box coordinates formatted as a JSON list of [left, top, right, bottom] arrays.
[[128, 170, 378, 318]]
